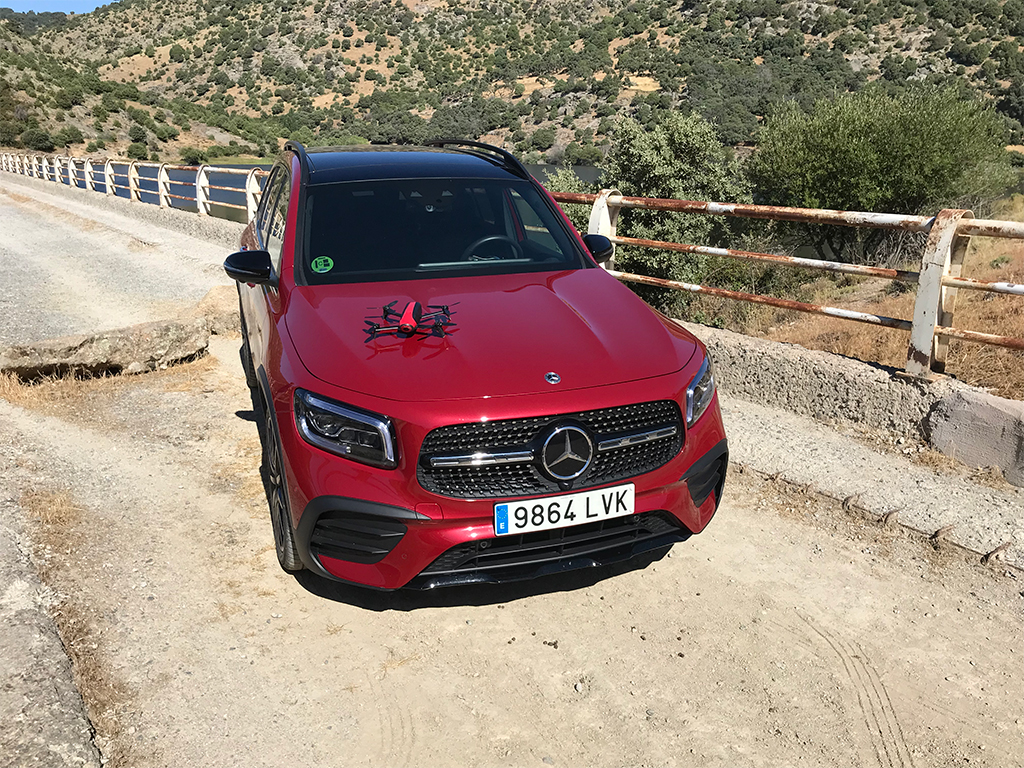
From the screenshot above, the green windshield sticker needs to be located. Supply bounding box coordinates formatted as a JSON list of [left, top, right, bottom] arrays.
[[311, 256, 334, 273]]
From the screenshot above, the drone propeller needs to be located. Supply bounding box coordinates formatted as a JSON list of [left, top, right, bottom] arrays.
[[427, 301, 459, 315]]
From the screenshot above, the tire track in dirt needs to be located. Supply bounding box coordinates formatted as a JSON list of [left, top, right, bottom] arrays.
[[794, 611, 913, 768]]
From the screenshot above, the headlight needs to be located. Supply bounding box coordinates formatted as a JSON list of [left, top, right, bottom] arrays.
[[294, 389, 397, 468], [685, 355, 716, 428]]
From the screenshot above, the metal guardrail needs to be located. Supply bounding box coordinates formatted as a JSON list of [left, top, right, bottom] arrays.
[[1, 152, 1020, 378], [552, 189, 1024, 378], [0, 152, 268, 220]]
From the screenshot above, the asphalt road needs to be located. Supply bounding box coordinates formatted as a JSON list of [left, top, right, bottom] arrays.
[[0, 174, 1021, 768]]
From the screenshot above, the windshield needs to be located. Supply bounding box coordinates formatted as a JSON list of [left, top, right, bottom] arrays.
[[301, 178, 587, 283]]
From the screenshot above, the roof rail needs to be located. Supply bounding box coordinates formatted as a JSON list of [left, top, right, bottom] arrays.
[[425, 139, 531, 181]]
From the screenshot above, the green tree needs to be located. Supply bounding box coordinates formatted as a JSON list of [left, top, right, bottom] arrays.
[[747, 88, 1016, 261], [128, 123, 147, 143], [126, 141, 148, 160], [53, 125, 84, 146], [169, 43, 187, 62], [600, 112, 751, 313], [20, 128, 54, 151]]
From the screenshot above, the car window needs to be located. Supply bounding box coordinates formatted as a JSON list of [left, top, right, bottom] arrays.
[[265, 172, 291, 276], [256, 168, 285, 246], [301, 178, 586, 284]]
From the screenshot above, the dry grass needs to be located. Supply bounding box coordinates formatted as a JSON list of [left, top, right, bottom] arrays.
[[19, 489, 139, 768], [723, 195, 1024, 400]]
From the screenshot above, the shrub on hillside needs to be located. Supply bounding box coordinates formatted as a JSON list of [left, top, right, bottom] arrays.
[[53, 125, 83, 146], [128, 124, 147, 143], [20, 127, 54, 151], [126, 141, 148, 160], [179, 146, 208, 165], [747, 87, 1017, 262]]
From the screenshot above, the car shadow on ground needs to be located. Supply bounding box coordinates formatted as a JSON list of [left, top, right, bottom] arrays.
[[292, 549, 670, 611]]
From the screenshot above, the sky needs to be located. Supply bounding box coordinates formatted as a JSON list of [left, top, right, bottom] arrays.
[[2, 1, 107, 13]]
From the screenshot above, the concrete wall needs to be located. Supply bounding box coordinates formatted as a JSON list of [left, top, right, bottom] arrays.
[[680, 321, 1024, 487]]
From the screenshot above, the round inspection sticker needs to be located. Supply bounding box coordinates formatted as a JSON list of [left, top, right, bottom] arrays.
[[311, 256, 334, 273]]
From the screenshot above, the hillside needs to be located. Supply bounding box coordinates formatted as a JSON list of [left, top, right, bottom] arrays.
[[1, 0, 1023, 163]]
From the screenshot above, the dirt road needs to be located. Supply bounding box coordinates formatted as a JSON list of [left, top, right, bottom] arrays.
[[1, 335, 1021, 768]]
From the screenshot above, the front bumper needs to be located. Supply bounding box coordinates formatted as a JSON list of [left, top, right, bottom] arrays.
[[291, 429, 728, 590]]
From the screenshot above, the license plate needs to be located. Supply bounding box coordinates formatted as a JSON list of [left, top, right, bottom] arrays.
[[494, 484, 635, 536]]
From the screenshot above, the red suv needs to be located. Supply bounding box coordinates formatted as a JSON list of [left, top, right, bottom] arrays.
[[225, 140, 727, 590]]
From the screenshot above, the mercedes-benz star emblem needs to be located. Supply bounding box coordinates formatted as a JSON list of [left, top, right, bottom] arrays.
[[541, 426, 593, 481], [545, 372, 561, 384]]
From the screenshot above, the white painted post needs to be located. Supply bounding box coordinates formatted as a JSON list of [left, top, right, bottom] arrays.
[[128, 161, 141, 201], [104, 160, 115, 195], [53, 156, 62, 184], [196, 165, 210, 215], [587, 188, 622, 270], [84, 159, 96, 191], [905, 209, 973, 377], [245, 167, 261, 221], [30, 155, 38, 178], [157, 163, 170, 207]]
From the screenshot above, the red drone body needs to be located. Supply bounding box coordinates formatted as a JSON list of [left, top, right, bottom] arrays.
[[365, 300, 456, 341]]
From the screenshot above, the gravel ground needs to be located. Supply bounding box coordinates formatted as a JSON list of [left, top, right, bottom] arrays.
[[0, 337, 1020, 767], [0, 177, 236, 346]]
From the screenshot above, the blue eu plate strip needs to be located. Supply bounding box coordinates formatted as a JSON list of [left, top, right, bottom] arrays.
[[495, 504, 509, 534]]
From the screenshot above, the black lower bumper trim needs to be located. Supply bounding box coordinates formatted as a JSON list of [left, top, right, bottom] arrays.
[[406, 511, 689, 590]]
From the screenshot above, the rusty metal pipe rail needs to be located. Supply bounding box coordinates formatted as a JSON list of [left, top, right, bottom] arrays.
[[553, 189, 1023, 377], [553, 192, 1024, 239], [610, 235, 921, 283]]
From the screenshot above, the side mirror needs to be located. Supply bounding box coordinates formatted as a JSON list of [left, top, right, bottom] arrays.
[[582, 234, 614, 264], [224, 250, 273, 284]]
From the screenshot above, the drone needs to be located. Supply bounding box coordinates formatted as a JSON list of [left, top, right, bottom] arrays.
[[364, 300, 457, 342]]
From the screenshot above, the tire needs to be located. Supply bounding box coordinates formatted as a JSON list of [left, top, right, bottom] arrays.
[[262, 396, 304, 573]]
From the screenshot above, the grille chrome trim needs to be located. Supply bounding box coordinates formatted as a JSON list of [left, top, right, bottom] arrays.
[[429, 449, 535, 468], [418, 400, 684, 499], [597, 425, 678, 452]]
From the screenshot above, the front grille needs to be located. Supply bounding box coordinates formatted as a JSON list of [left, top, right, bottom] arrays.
[[409, 511, 687, 588], [309, 512, 407, 565], [418, 401, 683, 498]]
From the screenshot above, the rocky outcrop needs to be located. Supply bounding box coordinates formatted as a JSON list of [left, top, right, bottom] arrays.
[[0, 316, 210, 379], [187, 285, 241, 336]]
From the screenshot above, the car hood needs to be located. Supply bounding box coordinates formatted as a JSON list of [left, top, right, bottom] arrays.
[[286, 269, 697, 402]]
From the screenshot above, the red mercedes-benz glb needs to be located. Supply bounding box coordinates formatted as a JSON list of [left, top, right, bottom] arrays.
[[224, 139, 727, 590]]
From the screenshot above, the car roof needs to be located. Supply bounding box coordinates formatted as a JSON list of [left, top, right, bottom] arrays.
[[301, 145, 523, 185]]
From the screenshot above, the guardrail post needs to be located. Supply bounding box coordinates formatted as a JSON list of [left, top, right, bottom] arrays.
[[245, 167, 261, 221], [29, 155, 38, 178], [587, 188, 622, 270], [84, 159, 95, 191], [905, 209, 973, 377], [128, 161, 140, 201], [104, 160, 114, 195], [157, 163, 170, 207], [196, 165, 210, 215]]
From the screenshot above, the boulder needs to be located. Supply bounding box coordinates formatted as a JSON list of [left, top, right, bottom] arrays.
[[0, 316, 210, 380], [927, 390, 1024, 486]]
